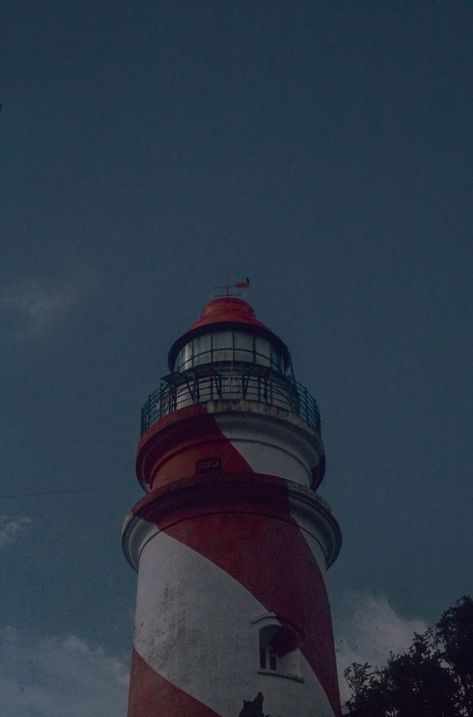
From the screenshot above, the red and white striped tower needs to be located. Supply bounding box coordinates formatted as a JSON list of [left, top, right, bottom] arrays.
[[123, 296, 342, 717]]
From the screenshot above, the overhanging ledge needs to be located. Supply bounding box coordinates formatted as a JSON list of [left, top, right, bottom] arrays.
[[122, 473, 342, 572]]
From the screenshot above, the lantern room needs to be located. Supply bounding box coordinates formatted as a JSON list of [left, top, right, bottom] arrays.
[[141, 297, 321, 439], [168, 297, 294, 376]]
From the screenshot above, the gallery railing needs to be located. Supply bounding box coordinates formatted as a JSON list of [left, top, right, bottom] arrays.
[[141, 368, 321, 436]]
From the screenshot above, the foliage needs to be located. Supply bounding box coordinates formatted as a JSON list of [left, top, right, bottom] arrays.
[[344, 596, 473, 717]]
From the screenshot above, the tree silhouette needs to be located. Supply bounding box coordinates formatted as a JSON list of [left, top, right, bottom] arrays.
[[344, 596, 473, 717]]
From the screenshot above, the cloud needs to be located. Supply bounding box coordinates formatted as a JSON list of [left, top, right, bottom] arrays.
[[0, 628, 129, 717], [0, 595, 427, 714], [335, 594, 428, 704], [0, 267, 95, 338], [0, 516, 31, 549]]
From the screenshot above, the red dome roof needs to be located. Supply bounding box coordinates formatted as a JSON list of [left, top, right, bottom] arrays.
[[189, 297, 268, 331]]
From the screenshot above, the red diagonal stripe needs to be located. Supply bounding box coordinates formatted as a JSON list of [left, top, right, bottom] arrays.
[[136, 406, 254, 491], [127, 648, 223, 717]]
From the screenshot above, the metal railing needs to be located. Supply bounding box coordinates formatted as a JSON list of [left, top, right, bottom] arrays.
[[141, 369, 321, 436]]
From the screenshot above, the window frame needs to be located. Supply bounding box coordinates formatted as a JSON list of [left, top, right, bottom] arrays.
[[252, 614, 304, 683]]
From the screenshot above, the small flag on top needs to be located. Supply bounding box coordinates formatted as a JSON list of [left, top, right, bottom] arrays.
[[235, 277, 250, 289]]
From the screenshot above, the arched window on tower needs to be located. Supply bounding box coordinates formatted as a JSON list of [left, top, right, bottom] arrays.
[[257, 623, 301, 679]]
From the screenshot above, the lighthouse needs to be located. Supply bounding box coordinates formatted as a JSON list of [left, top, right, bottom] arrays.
[[122, 296, 342, 717]]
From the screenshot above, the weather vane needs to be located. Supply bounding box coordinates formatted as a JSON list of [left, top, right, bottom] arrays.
[[214, 277, 250, 297]]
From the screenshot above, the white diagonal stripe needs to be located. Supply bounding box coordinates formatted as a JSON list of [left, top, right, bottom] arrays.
[[133, 523, 337, 717]]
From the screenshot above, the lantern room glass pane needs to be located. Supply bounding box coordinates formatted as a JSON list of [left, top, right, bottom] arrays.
[[234, 331, 254, 362], [271, 346, 282, 372], [193, 334, 212, 366], [255, 337, 271, 366], [176, 342, 193, 371], [212, 331, 233, 362]]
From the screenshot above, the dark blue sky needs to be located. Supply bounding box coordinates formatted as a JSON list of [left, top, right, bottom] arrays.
[[1, 2, 472, 713]]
